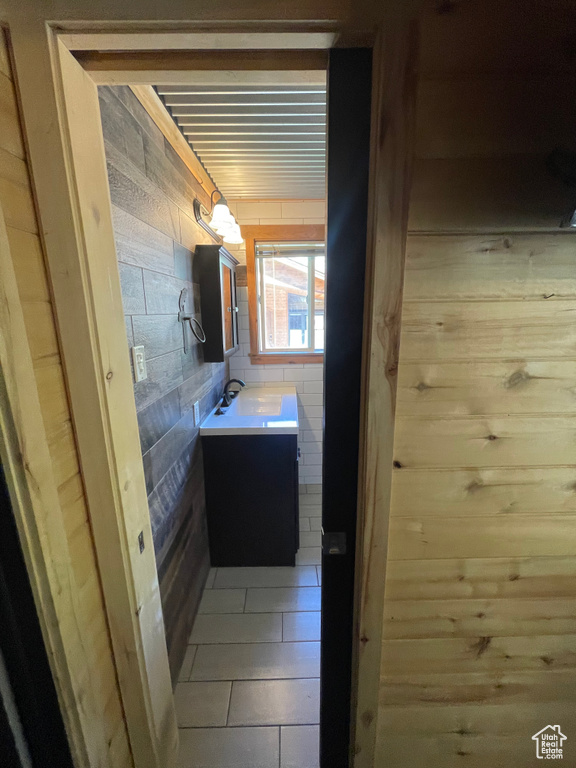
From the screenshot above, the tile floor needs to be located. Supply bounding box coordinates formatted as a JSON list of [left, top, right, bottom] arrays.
[[176, 485, 322, 768]]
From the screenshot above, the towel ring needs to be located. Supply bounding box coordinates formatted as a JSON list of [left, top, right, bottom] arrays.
[[178, 287, 206, 351], [188, 317, 206, 344]]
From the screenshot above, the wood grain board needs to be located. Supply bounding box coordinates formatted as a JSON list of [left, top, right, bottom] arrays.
[[377, 5, 576, 763], [353, 14, 419, 767], [415, 77, 576, 159], [393, 416, 576, 468], [382, 598, 576, 639], [397, 360, 576, 416], [381, 634, 576, 675], [0, 30, 132, 768], [385, 556, 576, 601], [380, 668, 576, 707], [400, 300, 576, 361], [387, 514, 576, 560], [404, 233, 576, 301], [408, 156, 576, 232], [390, 467, 576, 517]]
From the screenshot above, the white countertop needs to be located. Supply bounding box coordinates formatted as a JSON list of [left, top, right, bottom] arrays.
[[200, 385, 299, 436]]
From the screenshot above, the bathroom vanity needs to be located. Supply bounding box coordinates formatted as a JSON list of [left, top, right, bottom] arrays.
[[200, 385, 299, 566]]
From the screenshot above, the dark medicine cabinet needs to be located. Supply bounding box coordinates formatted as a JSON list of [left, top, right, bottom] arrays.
[[195, 244, 240, 362]]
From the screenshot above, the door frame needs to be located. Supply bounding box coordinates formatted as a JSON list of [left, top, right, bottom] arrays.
[[5, 17, 417, 768], [0, 193, 105, 766], [322, 47, 372, 768], [0, 458, 75, 768]]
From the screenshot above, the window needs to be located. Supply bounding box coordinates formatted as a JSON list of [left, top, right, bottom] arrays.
[[255, 241, 325, 355], [245, 224, 325, 364]]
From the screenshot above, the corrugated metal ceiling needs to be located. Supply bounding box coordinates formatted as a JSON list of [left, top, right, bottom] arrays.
[[156, 81, 326, 199]]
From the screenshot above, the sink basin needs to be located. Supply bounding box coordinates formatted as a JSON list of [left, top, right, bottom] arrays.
[[237, 394, 283, 416], [200, 385, 299, 436]]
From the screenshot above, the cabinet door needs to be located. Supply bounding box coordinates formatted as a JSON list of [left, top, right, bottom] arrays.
[[294, 446, 300, 552], [221, 261, 234, 352], [231, 268, 239, 348]]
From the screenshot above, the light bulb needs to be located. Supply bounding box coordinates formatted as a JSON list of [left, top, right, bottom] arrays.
[[209, 199, 231, 230], [215, 211, 236, 235], [223, 223, 243, 245]]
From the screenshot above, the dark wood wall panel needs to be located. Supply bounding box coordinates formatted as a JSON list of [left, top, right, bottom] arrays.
[[99, 85, 226, 684]]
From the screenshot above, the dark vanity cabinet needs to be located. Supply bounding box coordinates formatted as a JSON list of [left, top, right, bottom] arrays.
[[202, 434, 300, 566], [195, 244, 240, 362]]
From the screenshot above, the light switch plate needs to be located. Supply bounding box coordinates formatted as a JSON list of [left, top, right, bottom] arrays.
[[132, 345, 147, 383], [193, 400, 200, 426]]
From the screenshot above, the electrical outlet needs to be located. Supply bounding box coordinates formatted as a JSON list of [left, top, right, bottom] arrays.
[[132, 345, 147, 383], [193, 401, 200, 426]]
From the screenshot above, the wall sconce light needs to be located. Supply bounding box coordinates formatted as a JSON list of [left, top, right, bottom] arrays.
[[209, 190, 243, 245]]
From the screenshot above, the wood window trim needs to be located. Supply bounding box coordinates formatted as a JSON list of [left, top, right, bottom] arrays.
[[244, 224, 326, 365]]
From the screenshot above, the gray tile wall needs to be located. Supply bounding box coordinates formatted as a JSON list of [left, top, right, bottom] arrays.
[[99, 85, 227, 682]]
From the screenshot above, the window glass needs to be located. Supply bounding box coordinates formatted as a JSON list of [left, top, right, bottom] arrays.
[[255, 242, 325, 354]]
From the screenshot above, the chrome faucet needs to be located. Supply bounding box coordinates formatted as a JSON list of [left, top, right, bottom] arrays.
[[221, 378, 246, 407]]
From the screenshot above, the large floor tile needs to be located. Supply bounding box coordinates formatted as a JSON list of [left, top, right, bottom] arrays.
[[298, 493, 322, 507], [204, 568, 217, 589], [299, 496, 322, 508], [174, 681, 231, 727], [198, 589, 246, 614], [296, 548, 321, 566], [190, 613, 282, 645], [283, 612, 321, 642], [178, 727, 279, 768], [300, 507, 321, 520], [191, 642, 320, 681], [245, 587, 321, 613], [228, 679, 320, 726], [178, 645, 197, 682], [214, 566, 317, 589], [281, 726, 320, 768], [299, 531, 321, 548]]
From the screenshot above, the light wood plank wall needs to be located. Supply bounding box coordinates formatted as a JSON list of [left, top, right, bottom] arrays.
[[376, 2, 576, 766], [0, 30, 132, 766]]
